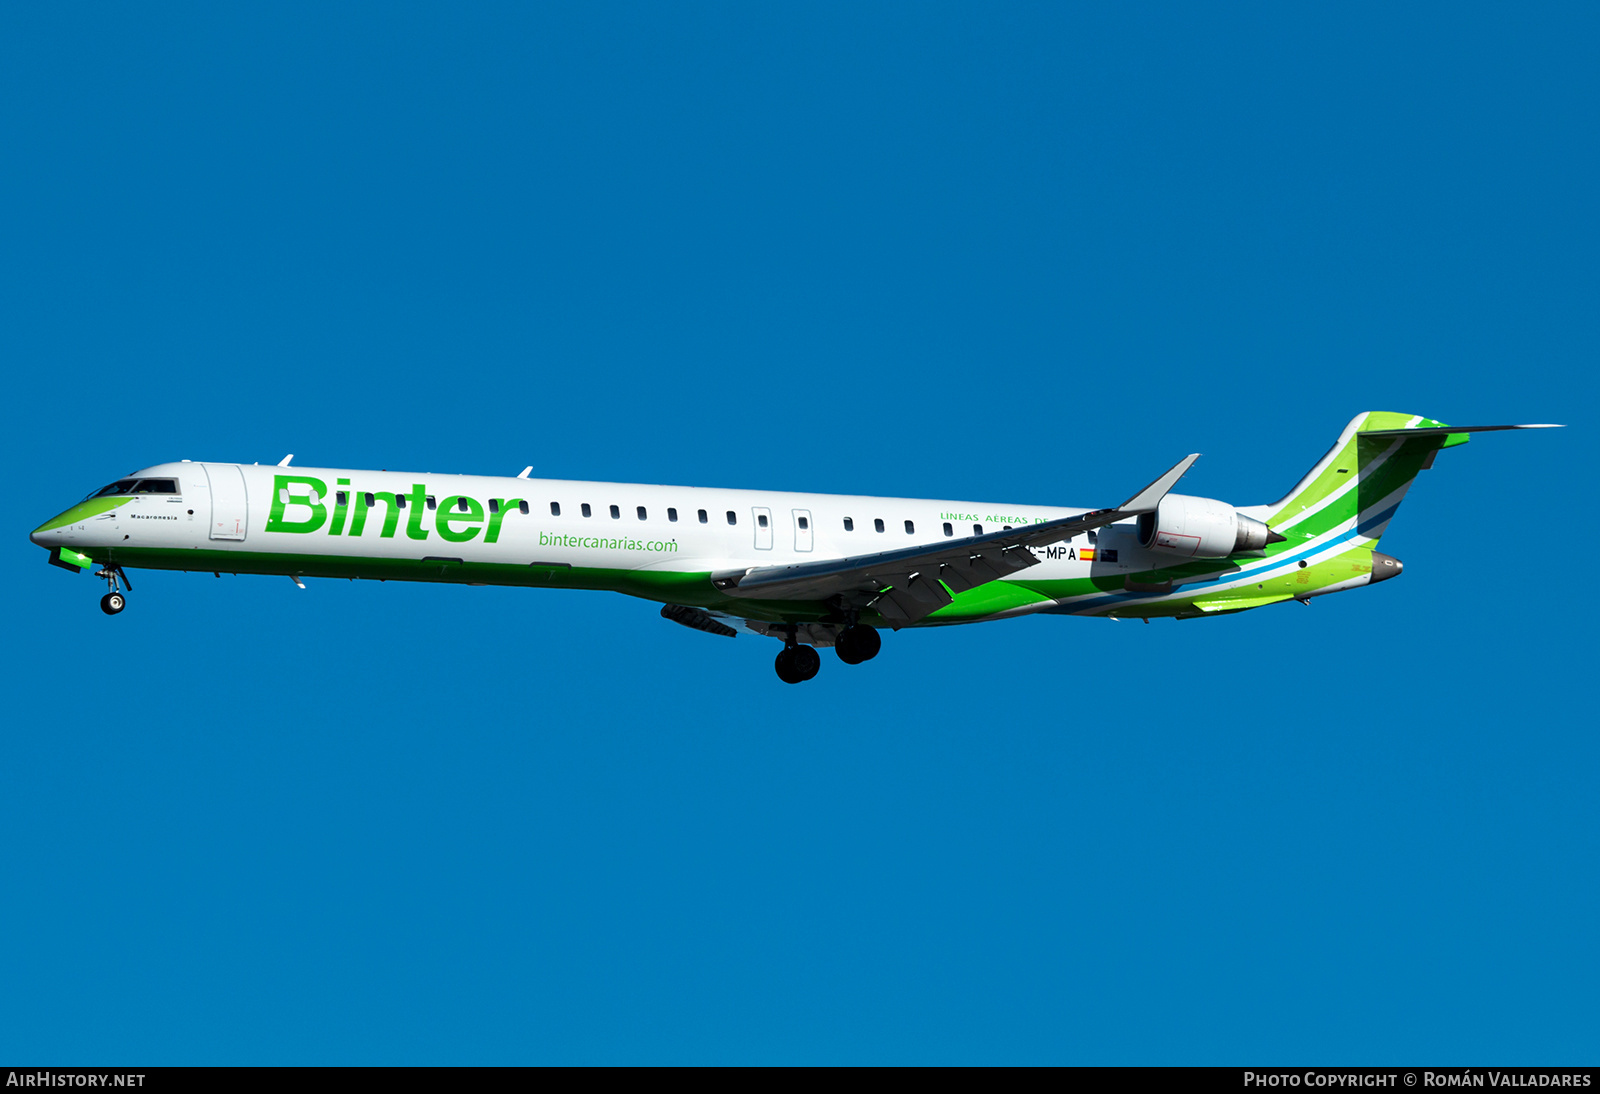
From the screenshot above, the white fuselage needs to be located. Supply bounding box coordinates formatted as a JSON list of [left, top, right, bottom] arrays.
[[43, 460, 1131, 591]]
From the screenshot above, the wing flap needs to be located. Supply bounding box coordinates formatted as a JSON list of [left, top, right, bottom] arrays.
[[660, 603, 738, 637]]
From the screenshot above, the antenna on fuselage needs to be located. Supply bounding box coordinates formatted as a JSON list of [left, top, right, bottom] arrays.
[[517, 466, 532, 479], [278, 454, 294, 466]]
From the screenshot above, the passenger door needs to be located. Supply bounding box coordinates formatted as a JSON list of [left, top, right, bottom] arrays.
[[204, 464, 249, 541]]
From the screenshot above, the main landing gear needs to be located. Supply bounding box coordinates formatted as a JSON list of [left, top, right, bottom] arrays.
[[774, 643, 820, 685], [95, 566, 131, 616], [834, 624, 881, 665], [772, 624, 882, 683]]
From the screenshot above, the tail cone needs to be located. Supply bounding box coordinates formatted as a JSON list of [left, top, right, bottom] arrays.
[[1369, 552, 1404, 584]]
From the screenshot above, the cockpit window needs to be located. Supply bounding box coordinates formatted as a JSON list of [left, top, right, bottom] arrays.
[[88, 480, 139, 499], [85, 477, 180, 500]]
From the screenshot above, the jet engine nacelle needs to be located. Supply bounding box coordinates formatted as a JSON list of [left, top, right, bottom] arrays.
[[1135, 493, 1275, 558]]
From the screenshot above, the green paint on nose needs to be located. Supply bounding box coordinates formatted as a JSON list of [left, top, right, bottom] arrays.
[[33, 496, 131, 534]]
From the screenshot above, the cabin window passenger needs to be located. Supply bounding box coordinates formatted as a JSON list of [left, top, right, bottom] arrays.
[[637, 506, 647, 521], [336, 491, 348, 507], [874, 518, 885, 533], [942, 522, 952, 537], [726, 511, 737, 525], [798, 516, 808, 530], [426, 496, 437, 511], [668, 508, 678, 522], [973, 524, 983, 536], [457, 497, 470, 512], [550, 502, 560, 516], [363, 492, 375, 507], [697, 509, 708, 524], [609, 504, 620, 519], [581, 503, 592, 518], [396, 495, 406, 509], [489, 499, 500, 514], [758, 514, 768, 528], [844, 517, 854, 531], [905, 520, 914, 534], [518, 501, 529, 515]]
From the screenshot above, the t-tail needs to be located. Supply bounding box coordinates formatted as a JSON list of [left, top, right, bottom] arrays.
[[1240, 413, 1562, 562]]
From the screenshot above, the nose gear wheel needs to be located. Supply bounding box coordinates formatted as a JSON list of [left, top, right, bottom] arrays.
[[94, 566, 131, 615]]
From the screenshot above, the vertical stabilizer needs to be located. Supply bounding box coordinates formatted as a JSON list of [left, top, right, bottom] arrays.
[[1243, 412, 1457, 547]]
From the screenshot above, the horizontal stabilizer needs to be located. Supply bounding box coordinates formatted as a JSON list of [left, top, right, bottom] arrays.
[[1358, 424, 1563, 436]]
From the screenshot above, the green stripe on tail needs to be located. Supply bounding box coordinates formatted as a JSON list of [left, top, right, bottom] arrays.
[[1261, 412, 1459, 547]]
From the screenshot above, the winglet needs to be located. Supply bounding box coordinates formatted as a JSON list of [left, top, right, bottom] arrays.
[[1118, 454, 1200, 513]]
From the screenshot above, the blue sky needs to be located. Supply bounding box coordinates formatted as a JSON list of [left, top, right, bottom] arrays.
[[2, 3, 1594, 1063]]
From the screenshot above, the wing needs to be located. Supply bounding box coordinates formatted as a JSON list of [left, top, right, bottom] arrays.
[[710, 453, 1200, 627]]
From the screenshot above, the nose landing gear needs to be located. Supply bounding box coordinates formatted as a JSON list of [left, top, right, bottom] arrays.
[[95, 566, 131, 616]]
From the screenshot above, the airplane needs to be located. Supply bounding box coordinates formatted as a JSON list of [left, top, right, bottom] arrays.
[[30, 411, 1558, 683]]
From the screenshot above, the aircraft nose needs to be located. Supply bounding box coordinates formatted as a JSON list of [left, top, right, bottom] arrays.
[[1369, 552, 1404, 584]]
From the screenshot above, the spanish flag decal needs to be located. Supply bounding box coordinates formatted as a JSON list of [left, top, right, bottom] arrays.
[[1079, 548, 1095, 562]]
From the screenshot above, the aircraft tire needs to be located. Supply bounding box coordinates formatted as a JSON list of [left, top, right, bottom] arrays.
[[100, 592, 125, 615], [774, 647, 803, 684], [835, 625, 880, 664], [775, 645, 821, 684]]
